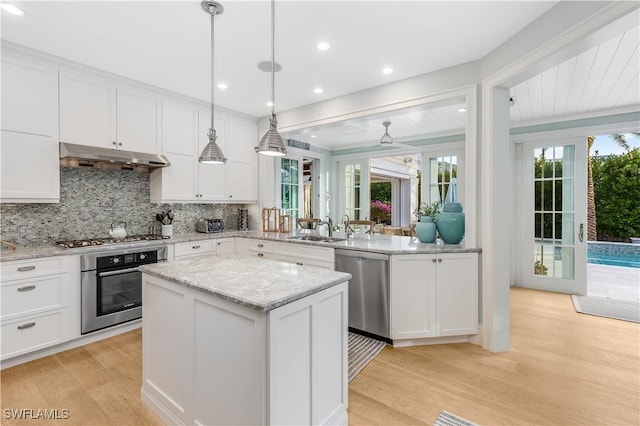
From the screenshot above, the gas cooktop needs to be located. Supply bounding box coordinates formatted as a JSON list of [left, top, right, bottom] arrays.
[[56, 234, 170, 249]]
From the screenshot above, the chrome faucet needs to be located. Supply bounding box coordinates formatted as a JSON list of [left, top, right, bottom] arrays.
[[319, 215, 334, 237], [342, 214, 354, 238]]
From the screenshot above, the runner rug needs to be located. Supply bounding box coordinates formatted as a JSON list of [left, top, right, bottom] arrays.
[[434, 410, 479, 426], [572, 295, 640, 323], [348, 332, 386, 382]]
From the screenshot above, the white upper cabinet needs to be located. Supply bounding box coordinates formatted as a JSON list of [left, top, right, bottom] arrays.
[[151, 99, 258, 204], [60, 71, 161, 153], [1, 57, 58, 136], [0, 55, 59, 202], [227, 119, 257, 202], [60, 71, 116, 148], [150, 98, 199, 202], [116, 86, 161, 153]]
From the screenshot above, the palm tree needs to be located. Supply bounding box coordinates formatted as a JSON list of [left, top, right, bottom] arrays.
[[587, 132, 639, 241]]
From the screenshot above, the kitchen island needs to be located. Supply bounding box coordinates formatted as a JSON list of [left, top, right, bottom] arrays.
[[139, 255, 351, 426]]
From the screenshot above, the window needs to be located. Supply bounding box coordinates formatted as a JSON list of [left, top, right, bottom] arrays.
[[428, 155, 458, 207], [344, 163, 362, 220]]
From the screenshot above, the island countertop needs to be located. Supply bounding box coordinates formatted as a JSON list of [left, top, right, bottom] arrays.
[[139, 255, 352, 312]]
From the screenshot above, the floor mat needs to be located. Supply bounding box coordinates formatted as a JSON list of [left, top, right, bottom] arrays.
[[434, 410, 479, 426], [572, 294, 640, 323], [348, 332, 386, 382]]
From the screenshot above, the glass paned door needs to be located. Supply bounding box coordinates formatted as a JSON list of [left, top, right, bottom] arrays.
[[338, 159, 370, 223], [281, 157, 302, 222], [523, 139, 587, 294]]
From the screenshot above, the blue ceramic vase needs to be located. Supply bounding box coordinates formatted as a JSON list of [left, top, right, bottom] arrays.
[[416, 216, 437, 243], [436, 202, 465, 244]]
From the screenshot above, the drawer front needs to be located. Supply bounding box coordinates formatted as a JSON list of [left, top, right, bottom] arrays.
[[1, 275, 68, 320], [174, 241, 216, 259], [273, 242, 334, 262], [248, 251, 273, 260], [245, 239, 273, 253], [1, 310, 69, 359], [1, 257, 65, 281], [272, 254, 333, 270]]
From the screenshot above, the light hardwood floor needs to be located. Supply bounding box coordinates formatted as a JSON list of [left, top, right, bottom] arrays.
[[1, 288, 638, 425]]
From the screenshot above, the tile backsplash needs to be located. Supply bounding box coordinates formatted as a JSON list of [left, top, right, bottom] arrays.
[[0, 167, 244, 247]]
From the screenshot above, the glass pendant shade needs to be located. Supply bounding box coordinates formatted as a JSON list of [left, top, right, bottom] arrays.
[[256, 114, 286, 156], [199, 129, 227, 164]]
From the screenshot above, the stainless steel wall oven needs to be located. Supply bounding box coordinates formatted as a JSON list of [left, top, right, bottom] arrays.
[[81, 246, 168, 334]]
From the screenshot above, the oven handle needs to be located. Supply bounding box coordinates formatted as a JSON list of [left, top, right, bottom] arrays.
[[98, 267, 140, 277]]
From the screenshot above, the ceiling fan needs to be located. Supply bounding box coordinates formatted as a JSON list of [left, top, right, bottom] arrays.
[[373, 120, 420, 151]]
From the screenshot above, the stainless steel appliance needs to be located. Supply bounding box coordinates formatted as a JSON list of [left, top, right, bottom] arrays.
[[334, 249, 390, 341], [196, 219, 224, 233], [60, 142, 170, 168], [80, 245, 168, 334]]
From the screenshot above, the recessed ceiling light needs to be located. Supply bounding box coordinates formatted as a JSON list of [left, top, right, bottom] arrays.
[[313, 88, 324, 94], [216, 83, 228, 90], [458, 108, 467, 112], [311, 135, 317, 138], [1, 3, 24, 15], [316, 42, 330, 51], [381, 67, 394, 75], [267, 101, 274, 107]]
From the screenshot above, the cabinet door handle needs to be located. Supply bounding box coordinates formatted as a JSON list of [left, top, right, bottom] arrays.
[[296, 262, 303, 266], [17, 285, 36, 292], [217, 242, 221, 246], [112, 141, 117, 145], [17, 322, 36, 330], [17, 266, 36, 272], [438, 259, 443, 263], [257, 253, 264, 257], [257, 244, 264, 248], [432, 259, 437, 263], [118, 142, 122, 146], [192, 245, 201, 249]]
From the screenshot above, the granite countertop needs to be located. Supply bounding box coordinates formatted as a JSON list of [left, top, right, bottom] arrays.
[[1, 230, 480, 262], [139, 255, 351, 312]]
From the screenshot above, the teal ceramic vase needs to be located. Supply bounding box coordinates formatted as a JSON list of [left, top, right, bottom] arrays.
[[436, 202, 465, 244], [416, 216, 437, 243]]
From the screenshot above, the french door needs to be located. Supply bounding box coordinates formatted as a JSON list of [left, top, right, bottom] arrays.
[[337, 159, 370, 222], [522, 138, 587, 295]]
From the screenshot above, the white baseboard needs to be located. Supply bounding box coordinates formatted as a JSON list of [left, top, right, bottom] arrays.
[[141, 386, 184, 426]]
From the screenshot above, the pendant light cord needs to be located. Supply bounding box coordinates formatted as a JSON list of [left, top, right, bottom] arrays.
[[270, 0, 275, 118], [210, 7, 216, 132]]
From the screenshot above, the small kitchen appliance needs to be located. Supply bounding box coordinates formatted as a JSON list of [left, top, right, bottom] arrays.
[[196, 219, 224, 233]]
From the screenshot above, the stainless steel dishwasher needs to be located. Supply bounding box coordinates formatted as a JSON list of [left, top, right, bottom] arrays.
[[335, 249, 390, 341]]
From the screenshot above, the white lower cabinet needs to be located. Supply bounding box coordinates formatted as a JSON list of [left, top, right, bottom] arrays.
[[214, 238, 235, 255], [272, 242, 335, 269], [141, 275, 348, 425], [174, 238, 235, 260], [0, 256, 71, 360], [390, 253, 478, 342]]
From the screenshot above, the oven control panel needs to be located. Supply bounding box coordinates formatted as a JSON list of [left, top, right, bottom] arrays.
[[96, 250, 159, 269]]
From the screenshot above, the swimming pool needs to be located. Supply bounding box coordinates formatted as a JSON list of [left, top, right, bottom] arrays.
[[588, 242, 640, 269]]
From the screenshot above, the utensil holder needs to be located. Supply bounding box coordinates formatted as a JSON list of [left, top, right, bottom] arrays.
[[161, 224, 173, 237]]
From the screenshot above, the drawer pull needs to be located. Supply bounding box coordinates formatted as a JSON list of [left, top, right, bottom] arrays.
[[438, 259, 443, 263], [432, 259, 437, 263], [17, 322, 36, 330], [257, 253, 264, 257], [296, 262, 303, 266], [257, 244, 264, 248], [17, 285, 36, 292], [217, 242, 221, 245], [192, 245, 201, 249], [17, 266, 36, 272]]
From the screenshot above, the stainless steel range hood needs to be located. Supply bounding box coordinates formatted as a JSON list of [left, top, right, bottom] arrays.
[[60, 143, 170, 168]]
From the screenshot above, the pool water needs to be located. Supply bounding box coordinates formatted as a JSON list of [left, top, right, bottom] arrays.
[[588, 242, 640, 269]]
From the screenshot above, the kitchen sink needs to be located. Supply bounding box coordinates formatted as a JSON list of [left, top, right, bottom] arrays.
[[286, 235, 346, 243]]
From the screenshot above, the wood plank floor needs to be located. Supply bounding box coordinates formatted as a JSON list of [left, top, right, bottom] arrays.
[[2, 287, 638, 425]]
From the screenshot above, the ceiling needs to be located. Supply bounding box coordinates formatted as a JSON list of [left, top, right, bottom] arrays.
[[2, 1, 638, 151]]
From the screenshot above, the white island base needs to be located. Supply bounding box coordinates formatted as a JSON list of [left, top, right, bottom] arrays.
[[141, 273, 348, 426]]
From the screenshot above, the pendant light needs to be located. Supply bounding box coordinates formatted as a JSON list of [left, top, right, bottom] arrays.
[[380, 121, 393, 145], [199, 1, 227, 165], [255, 0, 287, 157]]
